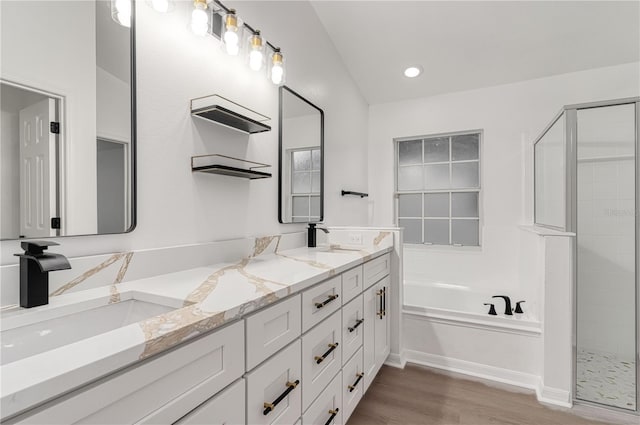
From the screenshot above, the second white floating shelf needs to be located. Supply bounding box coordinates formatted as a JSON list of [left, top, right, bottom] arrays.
[[191, 154, 272, 180]]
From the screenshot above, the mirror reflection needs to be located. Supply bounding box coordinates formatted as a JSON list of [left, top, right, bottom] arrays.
[[0, 0, 134, 240], [279, 87, 324, 223]]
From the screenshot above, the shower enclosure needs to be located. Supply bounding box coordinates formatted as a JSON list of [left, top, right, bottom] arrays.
[[534, 97, 639, 413]]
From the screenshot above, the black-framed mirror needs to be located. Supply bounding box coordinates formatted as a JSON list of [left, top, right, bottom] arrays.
[[278, 86, 324, 224], [0, 0, 136, 240]]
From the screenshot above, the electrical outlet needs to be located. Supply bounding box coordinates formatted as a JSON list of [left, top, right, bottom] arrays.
[[348, 233, 363, 244]]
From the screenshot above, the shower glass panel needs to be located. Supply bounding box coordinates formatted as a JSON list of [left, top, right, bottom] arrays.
[[576, 102, 637, 411], [535, 114, 566, 229]]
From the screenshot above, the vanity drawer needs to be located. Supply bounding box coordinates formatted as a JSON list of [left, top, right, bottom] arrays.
[[342, 347, 364, 423], [246, 295, 301, 371], [363, 253, 390, 289], [302, 371, 342, 425], [341, 265, 363, 304], [246, 340, 302, 425], [174, 378, 245, 425], [342, 294, 364, 365], [13, 321, 245, 425], [302, 276, 341, 332], [301, 310, 342, 411]]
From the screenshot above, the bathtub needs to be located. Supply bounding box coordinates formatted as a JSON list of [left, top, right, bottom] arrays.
[[400, 280, 543, 393], [403, 280, 541, 334]]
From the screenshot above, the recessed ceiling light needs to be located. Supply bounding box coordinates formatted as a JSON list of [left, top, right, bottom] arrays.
[[404, 66, 422, 78]]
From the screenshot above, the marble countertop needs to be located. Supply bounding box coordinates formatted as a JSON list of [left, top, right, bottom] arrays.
[[0, 240, 392, 419]]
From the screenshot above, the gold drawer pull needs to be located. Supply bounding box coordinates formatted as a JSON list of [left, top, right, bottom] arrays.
[[315, 294, 339, 309], [348, 318, 364, 333], [348, 372, 364, 392], [263, 379, 300, 416], [314, 342, 339, 364], [324, 408, 340, 425]]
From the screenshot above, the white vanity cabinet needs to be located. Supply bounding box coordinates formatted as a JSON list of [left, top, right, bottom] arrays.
[[8, 252, 392, 425]]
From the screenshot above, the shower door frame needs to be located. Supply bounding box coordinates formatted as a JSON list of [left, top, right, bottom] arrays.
[[567, 97, 640, 414]]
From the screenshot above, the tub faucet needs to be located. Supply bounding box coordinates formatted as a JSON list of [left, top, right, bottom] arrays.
[[308, 223, 330, 248], [492, 295, 513, 315], [483, 303, 497, 315], [14, 241, 71, 308]]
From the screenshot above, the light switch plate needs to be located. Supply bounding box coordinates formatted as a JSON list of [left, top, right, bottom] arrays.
[[348, 233, 363, 244]]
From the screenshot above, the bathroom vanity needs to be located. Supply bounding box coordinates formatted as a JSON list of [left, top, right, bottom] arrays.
[[0, 237, 393, 425]]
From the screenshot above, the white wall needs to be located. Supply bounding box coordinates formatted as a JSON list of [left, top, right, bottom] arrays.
[[97, 66, 131, 143], [0, 0, 369, 264], [368, 62, 640, 302], [1, 0, 98, 236]]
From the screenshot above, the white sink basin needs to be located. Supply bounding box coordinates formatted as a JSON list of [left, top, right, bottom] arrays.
[[1, 292, 181, 366]]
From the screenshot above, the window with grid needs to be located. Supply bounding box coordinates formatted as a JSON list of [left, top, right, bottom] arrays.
[[291, 147, 321, 222], [396, 132, 481, 246]]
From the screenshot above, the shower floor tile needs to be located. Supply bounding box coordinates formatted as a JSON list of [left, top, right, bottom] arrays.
[[576, 348, 636, 410]]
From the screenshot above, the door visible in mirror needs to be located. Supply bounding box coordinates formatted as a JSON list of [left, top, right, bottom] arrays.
[[279, 86, 324, 224], [0, 0, 135, 240]]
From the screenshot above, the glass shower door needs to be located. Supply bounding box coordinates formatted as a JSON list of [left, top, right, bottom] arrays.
[[575, 102, 637, 410]]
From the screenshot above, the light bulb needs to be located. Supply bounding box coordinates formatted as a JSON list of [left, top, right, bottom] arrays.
[[151, 0, 169, 13], [114, 0, 131, 27], [404, 66, 422, 78], [191, 6, 208, 36], [271, 64, 283, 84], [249, 50, 263, 71], [270, 50, 284, 84], [223, 30, 239, 55]]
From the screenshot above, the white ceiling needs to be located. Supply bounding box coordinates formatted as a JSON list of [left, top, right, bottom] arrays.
[[310, 1, 640, 104]]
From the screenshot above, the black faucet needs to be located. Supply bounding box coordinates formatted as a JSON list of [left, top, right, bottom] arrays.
[[14, 241, 71, 308], [308, 223, 330, 248], [514, 301, 525, 314], [483, 303, 497, 315], [492, 295, 513, 315]]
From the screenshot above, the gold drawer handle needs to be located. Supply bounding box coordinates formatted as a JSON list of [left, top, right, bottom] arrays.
[[263, 380, 300, 416], [324, 408, 340, 425], [348, 373, 364, 392], [315, 294, 339, 309], [314, 343, 339, 364]]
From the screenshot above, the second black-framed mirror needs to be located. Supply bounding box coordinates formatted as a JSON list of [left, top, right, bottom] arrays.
[[278, 86, 324, 224]]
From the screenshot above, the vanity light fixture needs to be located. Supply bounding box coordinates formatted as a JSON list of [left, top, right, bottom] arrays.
[[247, 31, 265, 71], [269, 49, 285, 85], [191, 0, 209, 36], [404, 66, 423, 78], [111, 0, 132, 27], [222, 9, 242, 56]]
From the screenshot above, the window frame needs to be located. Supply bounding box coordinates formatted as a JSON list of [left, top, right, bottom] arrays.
[[288, 146, 321, 223], [394, 129, 483, 247]]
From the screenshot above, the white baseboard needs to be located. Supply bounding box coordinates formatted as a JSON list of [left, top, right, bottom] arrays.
[[384, 352, 407, 369], [537, 383, 572, 408], [403, 349, 574, 409]]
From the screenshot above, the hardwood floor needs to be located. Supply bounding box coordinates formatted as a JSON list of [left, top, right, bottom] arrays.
[[347, 365, 610, 425]]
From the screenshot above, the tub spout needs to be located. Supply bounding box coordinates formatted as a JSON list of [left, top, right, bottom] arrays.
[[492, 295, 513, 315]]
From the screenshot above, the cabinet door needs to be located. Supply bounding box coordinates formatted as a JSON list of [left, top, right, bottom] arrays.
[[362, 283, 378, 393], [175, 379, 245, 425], [246, 340, 302, 425], [374, 276, 390, 369], [342, 347, 364, 423], [301, 310, 342, 411], [342, 294, 364, 365], [363, 278, 390, 394]]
